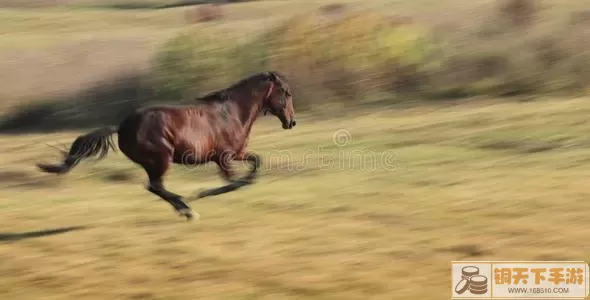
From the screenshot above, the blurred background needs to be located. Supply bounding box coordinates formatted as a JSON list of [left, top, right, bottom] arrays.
[[2, 0, 590, 130], [1, 0, 590, 299]]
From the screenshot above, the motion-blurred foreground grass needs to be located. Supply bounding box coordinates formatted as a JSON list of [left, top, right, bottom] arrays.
[[3, 98, 590, 299]]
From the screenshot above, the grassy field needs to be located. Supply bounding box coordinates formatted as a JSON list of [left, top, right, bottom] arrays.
[[2, 97, 590, 299], [2, 0, 590, 299]]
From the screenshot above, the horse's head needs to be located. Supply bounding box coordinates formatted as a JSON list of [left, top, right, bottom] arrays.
[[262, 71, 296, 130]]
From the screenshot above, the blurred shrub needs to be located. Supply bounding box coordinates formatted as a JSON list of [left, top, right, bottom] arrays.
[[150, 5, 590, 109], [265, 12, 432, 105], [148, 30, 240, 102], [150, 11, 433, 109], [423, 1, 590, 99], [150, 33, 200, 102]]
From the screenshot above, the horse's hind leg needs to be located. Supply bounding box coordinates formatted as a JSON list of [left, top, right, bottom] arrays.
[[143, 160, 196, 221]]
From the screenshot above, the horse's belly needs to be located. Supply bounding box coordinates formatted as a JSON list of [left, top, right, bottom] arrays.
[[172, 147, 212, 165], [171, 132, 215, 165]]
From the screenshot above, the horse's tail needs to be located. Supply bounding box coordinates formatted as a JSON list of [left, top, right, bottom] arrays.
[[37, 126, 118, 175]]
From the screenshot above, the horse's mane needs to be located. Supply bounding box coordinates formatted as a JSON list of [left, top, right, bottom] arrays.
[[197, 90, 228, 103], [195, 71, 286, 103]]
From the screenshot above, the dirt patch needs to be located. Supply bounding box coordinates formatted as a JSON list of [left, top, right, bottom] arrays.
[[436, 244, 490, 258]]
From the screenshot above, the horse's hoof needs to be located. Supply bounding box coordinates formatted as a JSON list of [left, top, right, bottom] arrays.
[[177, 209, 198, 221]]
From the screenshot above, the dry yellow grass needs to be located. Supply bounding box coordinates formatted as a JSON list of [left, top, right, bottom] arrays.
[[2, 97, 590, 299]]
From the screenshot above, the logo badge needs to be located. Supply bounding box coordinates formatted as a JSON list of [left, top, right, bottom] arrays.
[[451, 261, 589, 299]]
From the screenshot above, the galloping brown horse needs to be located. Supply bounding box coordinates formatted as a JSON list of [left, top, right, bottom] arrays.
[[36, 71, 296, 221]]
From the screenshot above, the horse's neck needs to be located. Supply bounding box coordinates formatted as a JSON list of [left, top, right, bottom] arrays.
[[236, 98, 262, 137]]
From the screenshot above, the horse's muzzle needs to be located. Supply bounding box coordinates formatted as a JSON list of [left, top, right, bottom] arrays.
[[283, 120, 296, 129]]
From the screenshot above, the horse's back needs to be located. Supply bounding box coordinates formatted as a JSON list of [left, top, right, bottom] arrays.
[[119, 103, 217, 160], [120, 105, 191, 137], [134, 103, 196, 114]]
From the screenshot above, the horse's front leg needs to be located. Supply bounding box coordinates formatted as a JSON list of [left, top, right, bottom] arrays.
[[234, 151, 261, 183], [195, 152, 249, 199]]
